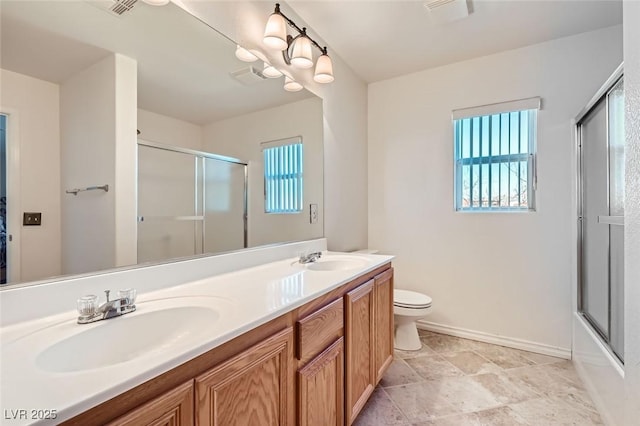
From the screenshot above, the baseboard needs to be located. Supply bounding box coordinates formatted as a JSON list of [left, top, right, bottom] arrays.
[[416, 320, 572, 359]]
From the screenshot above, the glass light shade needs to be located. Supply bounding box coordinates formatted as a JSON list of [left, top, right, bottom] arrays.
[[263, 63, 283, 78], [141, 0, 170, 5], [313, 54, 334, 83], [290, 35, 313, 69], [263, 13, 288, 50], [235, 45, 258, 62], [284, 76, 303, 92]]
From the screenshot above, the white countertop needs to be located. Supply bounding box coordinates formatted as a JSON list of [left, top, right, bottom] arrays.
[[0, 251, 393, 425]]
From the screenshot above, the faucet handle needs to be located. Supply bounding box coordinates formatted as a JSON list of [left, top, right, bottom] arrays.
[[104, 289, 111, 302], [77, 295, 98, 317], [118, 288, 137, 305]]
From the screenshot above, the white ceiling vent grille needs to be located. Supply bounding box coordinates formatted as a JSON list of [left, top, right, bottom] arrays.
[[86, 0, 138, 17], [230, 67, 267, 86], [424, 0, 470, 24]]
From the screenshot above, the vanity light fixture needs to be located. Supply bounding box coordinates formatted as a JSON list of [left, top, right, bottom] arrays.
[[284, 76, 303, 92], [263, 62, 283, 78], [235, 45, 259, 62], [140, 0, 170, 6], [263, 3, 334, 83]]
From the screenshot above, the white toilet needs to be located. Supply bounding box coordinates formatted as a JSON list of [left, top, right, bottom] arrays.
[[393, 289, 433, 351]]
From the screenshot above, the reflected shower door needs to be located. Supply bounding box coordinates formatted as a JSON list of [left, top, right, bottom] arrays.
[[137, 145, 200, 263], [203, 158, 246, 253]]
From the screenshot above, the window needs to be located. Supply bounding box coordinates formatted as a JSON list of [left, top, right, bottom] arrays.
[[262, 137, 303, 213], [453, 98, 539, 211]]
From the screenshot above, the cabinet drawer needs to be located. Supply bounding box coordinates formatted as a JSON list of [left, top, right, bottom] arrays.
[[297, 298, 344, 365]]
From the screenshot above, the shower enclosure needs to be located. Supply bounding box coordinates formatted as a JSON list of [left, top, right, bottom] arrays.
[[137, 141, 247, 264], [576, 65, 625, 362]]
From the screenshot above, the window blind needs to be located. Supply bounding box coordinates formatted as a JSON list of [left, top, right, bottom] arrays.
[[262, 138, 303, 213]]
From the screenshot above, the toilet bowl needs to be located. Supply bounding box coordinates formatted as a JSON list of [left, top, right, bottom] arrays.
[[393, 289, 432, 351]]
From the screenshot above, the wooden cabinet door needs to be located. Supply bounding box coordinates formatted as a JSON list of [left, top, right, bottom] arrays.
[[298, 337, 344, 426], [106, 380, 194, 426], [345, 280, 375, 425], [195, 327, 294, 426], [374, 268, 394, 384]]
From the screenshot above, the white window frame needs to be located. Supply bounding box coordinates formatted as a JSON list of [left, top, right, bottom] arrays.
[[452, 97, 540, 212]]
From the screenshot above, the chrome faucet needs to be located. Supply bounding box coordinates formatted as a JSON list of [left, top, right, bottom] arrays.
[[77, 289, 136, 324], [299, 251, 322, 264]]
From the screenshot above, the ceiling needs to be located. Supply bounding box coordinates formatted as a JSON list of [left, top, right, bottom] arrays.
[[287, 0, 623, 83], [0, 0, 313, 125]]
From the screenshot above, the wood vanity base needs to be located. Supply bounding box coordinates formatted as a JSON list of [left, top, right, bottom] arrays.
[[61, 263, 393, 426]]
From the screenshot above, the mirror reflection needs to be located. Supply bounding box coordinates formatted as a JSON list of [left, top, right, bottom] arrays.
[[0, 0, 324, 287]]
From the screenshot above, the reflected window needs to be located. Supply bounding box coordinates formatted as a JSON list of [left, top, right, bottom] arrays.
[[454, 100, 538, 211], [262, 137, 303, 214]]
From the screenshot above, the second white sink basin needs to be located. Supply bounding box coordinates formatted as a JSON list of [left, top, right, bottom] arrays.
[[33, 297, 231, 373], [305, 256, 369, 272]]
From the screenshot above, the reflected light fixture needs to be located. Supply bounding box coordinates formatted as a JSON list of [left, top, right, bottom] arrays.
[[140, 0, 170, 5], [263, 3, 334, 83], [284, 76, 303, 92], [263, 62, 283, 78], [235, 45, 259, 62]]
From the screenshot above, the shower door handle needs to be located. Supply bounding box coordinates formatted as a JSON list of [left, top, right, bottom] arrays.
[[598, 215, 624, 226]]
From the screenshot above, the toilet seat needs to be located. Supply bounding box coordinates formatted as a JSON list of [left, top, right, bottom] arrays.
[[394, 289, 432, 309]]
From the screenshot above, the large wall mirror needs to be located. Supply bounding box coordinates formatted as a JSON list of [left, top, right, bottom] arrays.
[[0, 0, 324, 288]]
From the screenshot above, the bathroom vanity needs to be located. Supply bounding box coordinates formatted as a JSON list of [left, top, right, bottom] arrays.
[[0, 246, 393, 426]]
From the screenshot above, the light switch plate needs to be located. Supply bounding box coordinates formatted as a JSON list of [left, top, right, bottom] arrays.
[[310, 204, 318, 224], [23, 212, 42, 226]]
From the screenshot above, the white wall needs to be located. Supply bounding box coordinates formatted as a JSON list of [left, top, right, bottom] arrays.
[[368, 25, 623, 353], [204, 97, 323, 247], [0, 69, 62, 282], [179, 0, 369, 252], [61, 54, 137, 275], [137, 109, 203, 150], [623, 2, 640, 424]]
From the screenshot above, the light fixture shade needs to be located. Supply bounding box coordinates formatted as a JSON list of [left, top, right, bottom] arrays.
[[313, 53, 334, 83], [141, 0, 170, 5], [263, 13, 288, 50], [284, 76, 303, 92], [290, 35, 313, 69], [263, 63, 283, 78], [235, 45, 258, 62]]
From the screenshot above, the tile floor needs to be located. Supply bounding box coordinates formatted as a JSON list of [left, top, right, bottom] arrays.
[[355, 330, 602, 426]]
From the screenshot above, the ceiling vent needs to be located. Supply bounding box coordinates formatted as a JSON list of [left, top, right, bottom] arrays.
[[424, 0, 470, 24], [86, 0, 138, 17], [230, 67, 267, 86]]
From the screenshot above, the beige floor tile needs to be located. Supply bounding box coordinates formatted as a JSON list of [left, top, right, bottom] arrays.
[[412, 412, 482, 426], [503, 363, 583, 397], [509, 396, 603, 425], [385, 382, 459, 423], [352, 387, 410, 426], [470, 373, 539, 404], [395, 343, 437, 360], [518, 351, 565, 366], [472, 342, 537, 369], [405, 355, 464, 381], [421, 334, 479, 353], [441, 351, 503, 375], [380, 359, 424, 387], [419, 376, 504, 413], [473, 406, 528, 425]]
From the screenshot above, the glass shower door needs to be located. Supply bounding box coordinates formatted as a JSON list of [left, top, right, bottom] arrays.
[[203, 158, 246, 253], [137, 145, 201, 264], [578, 75, 625, 362]]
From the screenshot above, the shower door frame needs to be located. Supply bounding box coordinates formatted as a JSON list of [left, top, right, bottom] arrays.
[[137, 140, 248, 253], [575, 63, 624, 362]]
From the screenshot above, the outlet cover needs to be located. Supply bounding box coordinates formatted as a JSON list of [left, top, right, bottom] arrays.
[[310, 204, 318, 224], [23, 212, 42, 226]]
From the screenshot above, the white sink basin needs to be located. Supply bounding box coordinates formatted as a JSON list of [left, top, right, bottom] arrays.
[[305, 255, 369, 272], [31, 296, 231, 373]]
